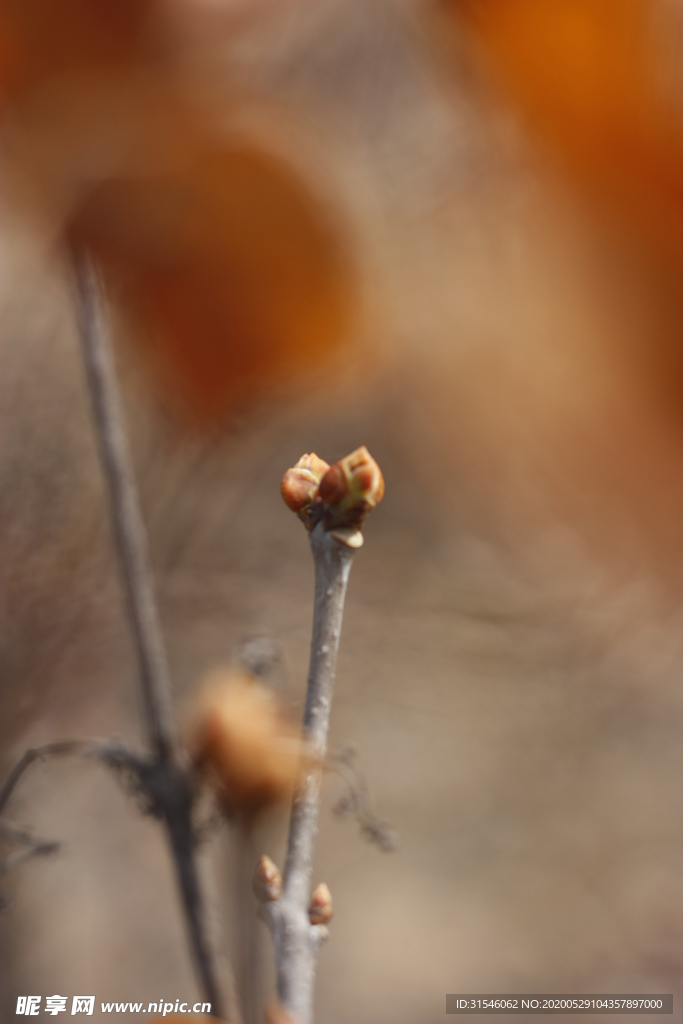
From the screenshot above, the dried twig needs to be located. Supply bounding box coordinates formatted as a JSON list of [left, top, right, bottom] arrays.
[[330, 746, 400, 853], [0, 741, 91, 816], [0, 740, 143, 893], [0, 815, 61, 869], [73, 255, 227, 1018], [0, 843, 60, 879], [74, 258, 177, 764], [0, 739, 142, 816]]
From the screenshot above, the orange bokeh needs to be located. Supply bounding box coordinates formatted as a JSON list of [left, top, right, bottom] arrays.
[[68, 132, 353, 423], [0, 0, 354, 424], [0, 0, 158, 101], [454, 0, 683, 261]]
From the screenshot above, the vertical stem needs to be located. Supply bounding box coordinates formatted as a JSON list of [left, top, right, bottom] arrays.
[[162, 765, 226, 1015], [72, 254, 225, 1018], [274, 524, 355, 1023], [237, 821, 260, 1024], [73, 256, 177, 766]]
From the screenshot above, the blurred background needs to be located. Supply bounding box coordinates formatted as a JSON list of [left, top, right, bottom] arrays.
[[5, 0, 683, 1021]]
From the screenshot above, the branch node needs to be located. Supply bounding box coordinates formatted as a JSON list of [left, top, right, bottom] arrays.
[[310, 924, 329, 948]]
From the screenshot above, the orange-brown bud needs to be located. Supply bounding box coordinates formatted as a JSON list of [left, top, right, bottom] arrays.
[[316, 462, 346, 507], [281, 453, 330, 519], [253, 854, 282, 902], [318, 446, 384, 528], [308, 882, 333, 925]]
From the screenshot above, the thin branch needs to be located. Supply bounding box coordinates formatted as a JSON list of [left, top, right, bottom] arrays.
[[0, 820, 46, 848], [73, 257, 177, 766], [330, 747, 400, 853], [72, 254, 227, 1019], [0, 818, 61, 856], [0, 739, 149, 818], [236, 820, 261, 1024], [0, 802, 63, 882], [0, 842, 60, 879], [0, 741, 91, 816], [0, 740, 144, 884], [265, 523, 356, 1024]]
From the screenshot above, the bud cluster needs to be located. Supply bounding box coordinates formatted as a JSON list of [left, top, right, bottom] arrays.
[[281, 446, 384, 534]]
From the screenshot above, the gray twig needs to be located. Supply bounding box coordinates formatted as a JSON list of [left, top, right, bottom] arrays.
[[0, 741, 92, 816], [0, 820, 53, 849], [72, 255, 227, 1019], [0, 739, 147, 818], [74, 258, 177, 766], [0, 842, 60, 879], [0, 740, 140, 884], [262, 523, 356, 1024], [330, 747, 400, 853], [236, 820, 261, 1024]]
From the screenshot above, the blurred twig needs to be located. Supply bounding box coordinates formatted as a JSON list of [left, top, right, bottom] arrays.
[[236, 820, 261, 1024], [330, 746, 400, 853], [0, 739, 145, 815], [0, 843, 60, 879], [74, 259, 177, 764], [0, 816, 60, 873], [73, 255, 229, 1020], [0, 740, 92, 815], [0, 740, 141, 888]]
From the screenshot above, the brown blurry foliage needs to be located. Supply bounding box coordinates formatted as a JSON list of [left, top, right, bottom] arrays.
[[69, 131, 353, 423], [187, 669, 311, 815], [0, 0, 354, 423], [0, 0, 157, 100], [452, 0, 683, 263]]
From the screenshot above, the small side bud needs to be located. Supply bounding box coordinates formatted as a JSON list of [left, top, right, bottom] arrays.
[[253, 855, 282, 902], [318, 446, 384, 528], [281, 453, 330, 523], [308, 882, 333, 925]]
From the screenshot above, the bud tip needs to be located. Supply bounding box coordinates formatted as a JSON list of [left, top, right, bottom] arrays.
[[253, 854, 282, 902], [308, 882, 333, 925]]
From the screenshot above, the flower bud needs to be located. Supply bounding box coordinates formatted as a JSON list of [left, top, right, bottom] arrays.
[[281, 453, 330, 521], [318, 446, 384, 528], [253, 854, 282, 902], [308, 882, 333, 925]]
